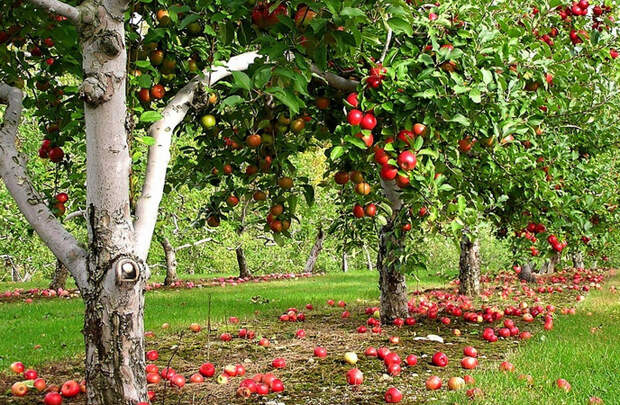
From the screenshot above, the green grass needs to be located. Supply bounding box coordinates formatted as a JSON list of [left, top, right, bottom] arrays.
[[0, 270, 443, 371], [448, 271, 620, 404]]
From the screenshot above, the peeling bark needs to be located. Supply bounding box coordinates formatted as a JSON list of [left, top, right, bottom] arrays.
[[161, 237, 177, 286], [79, 2, 148, 404], [304, 227, 325, 273], [458, 232, 481, 296], [377, 179, 408, 325], [49, 259, 69, 290]]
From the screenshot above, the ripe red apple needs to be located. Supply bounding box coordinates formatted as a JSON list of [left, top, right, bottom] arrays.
[[432, 352, 448, 367], [295, 329, 306, 338], [271, 378, 284, 392], [384, 352, 401, 366], [426, 375, 442, 390], [365, 347, 378, 357], [235, 364, 246, 376], [34, 377, 47, 391], [353, 204, 365, 218], [385, 387, 402, 403], [405, 354, 417, 366], [10, 361, 25, 374], [346, 368, 363, 385], [24, 368, 38, 380], [199, 362, 215, 377], [146, 350, 158, 361], [397, 150, 417, 171], [360, 113, 377, 130], [44, 391, 63, 405], [389, 336, 400, 345], [220, 332, 232, 341], [464, 375, 475, 385], [160, 367, 176, 379], [347, 109, 363, 126], [258, 337, 270, 347], [461, 356, 478, 369], [171, 374, 185, 388], [224, 364, 237, 377], [314, 346, 327, 358], [272, 358, 286, 369], [147, 372, 161, 384], [380, 164, 398, 180], [556, 378, 571, 391], [365, 203, 377, 217], [346, 92, 358, 107], [499, 361, 515, 372], [463, 346, 478, 357], [61, 380, 80, 397]]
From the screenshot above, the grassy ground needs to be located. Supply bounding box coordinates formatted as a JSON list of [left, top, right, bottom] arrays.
[[0, 270, 445, 371], [448, 270, 620, 404]]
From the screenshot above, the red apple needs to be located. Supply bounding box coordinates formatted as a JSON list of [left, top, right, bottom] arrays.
[[61, 380, 80, 397], [432, 352, 448, 367], [199, 362, 215, 377], [346, 368, 363, 385], [385, 387, 402, 403], [426, 375, 442, 390]]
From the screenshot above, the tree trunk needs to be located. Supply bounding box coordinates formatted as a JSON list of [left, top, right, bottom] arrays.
[[363, 244, 373, 271], [377, 223, 409, 324], [540, 251, 561, 274], [342, 250, 348, 272], [304, 227, 325, 273], [518, 262, 537, 282], [49, 259, 69, 290], [376, 179, 409, 325], [458, 232, 481, 296], [161, 237, 177, 286], [236, 246, 250, 278], [572, 252, 585, 269], [80, 3, 148, 403]]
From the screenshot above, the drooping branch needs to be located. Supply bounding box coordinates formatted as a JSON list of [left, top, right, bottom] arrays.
[[0, 83, 88, 291], [27, 0, 80, 25], [133, 51, 261, 260], [379, 28, 393, 64]]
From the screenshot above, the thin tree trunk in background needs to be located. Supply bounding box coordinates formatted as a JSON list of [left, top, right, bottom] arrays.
[[540, 251, 561, 274], [458, 231, 481, 296], [572, 252, 585, 269], [161, 237, 177, 286], [304, 227, 325, 273], [236, 247, 250, 278], [49, 259, 69, 290], [518, 262, 537, 282], [342, 250, 348, 272], [363, 244, 373, 271]]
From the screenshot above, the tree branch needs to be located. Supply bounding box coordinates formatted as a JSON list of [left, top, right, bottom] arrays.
[[27, 0, 80, 25], [133, 51, 261, 260], [379, 28, 393, 64], [0, 83, 88, 291], [175, 237, 218, 252], [310, 65, 359, 92]]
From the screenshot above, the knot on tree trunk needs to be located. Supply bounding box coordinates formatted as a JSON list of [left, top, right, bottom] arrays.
[[79, 74, 118, 106], [98, 30, 123, 57]]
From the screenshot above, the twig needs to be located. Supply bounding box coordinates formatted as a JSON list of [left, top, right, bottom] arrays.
[[379, 28, 393, 64]]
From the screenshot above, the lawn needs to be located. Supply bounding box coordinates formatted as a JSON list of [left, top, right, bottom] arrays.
[[447, 270, 620, 404], [0, 270, 444, 371]]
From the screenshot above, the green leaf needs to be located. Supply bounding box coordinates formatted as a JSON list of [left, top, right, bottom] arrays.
[[139, 111, 163, 123], [252, 66, 272, 89], [448, 114, 471, 126], [387, 17, 413, 36], [137, 136, 156, 146], [469, 88, 481, 103], [330, 146, 345, 161], [344, 135, 368, 150], [179, 14, 201, 30], [231, 71, 251, 91], [341, 7, 366, 18], [221, 95, 244, 107], [481, 69, 493, 85], [302, 184, 315, 206]]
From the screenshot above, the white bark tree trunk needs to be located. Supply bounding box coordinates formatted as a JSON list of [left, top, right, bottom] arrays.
[[161, 237, 177, 286], [342, 250, 348, 272], [572, 252, 585, 269], [304, 227, 325, 273], [540, 251, 561, 274]]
